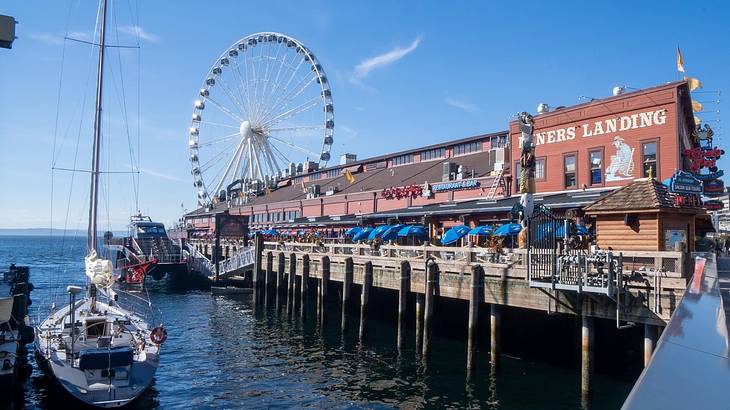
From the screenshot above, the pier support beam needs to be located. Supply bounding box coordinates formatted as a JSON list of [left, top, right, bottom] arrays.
[[276, 252, 285, 309], [467, 265, 483, 375], [415, 293, 423, 353], [287, 253, 296, 315], [644, 324, 656, 367], [422, 260, 437, 359], [359, 262, 373, 341], [397, 261, 410, 351], [301, 255, 309, 321], [342, 258, 353, 334], [581, 313, 594, 397], [253, 235, 264, 292], [265, 251, 273, 307], [319, 256, 330, 325], [490, 304, 501, 372]]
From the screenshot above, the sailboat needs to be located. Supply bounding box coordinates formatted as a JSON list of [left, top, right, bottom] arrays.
[[34, 0, 165, 407]]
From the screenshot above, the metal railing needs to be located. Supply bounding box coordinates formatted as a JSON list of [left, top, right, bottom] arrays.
[[219, 247, 255, 275], [185, 243, 215, 276]]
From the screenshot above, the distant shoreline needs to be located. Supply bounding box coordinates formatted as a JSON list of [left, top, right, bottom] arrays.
[[0, 229, 126, 237]]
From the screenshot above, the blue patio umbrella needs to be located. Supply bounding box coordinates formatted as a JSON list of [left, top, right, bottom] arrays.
[[380, 224, 407, 241], [398, 225, 427, 237], [262, 229, 280, 236], [367, 225, 392, 241], [441, 225, 471, 245], [468, 226, 493, 236], [494, 223, 522, 237], [352, 227, 374, 242], [345, 226, 362, 236]]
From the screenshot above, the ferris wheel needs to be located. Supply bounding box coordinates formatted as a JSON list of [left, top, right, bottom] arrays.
[[188, 32, 334, 205]]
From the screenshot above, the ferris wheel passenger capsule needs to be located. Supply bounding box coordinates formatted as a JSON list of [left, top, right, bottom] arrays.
[[192, 114, 201, 122], [220, 58, 229, 66], [206, 78, 215, 86], [324, 136, 333, 145], [190, 154, 198, 162], [199, 89, 209, 97], [189, 127, 199, 136], [189, 139, 198, 148], [320, 152, 330, 161], [212, 67, 222, 76], [326, 120, 334, 129], [194, 100, 205, 110], [228, 50, 238, 58]]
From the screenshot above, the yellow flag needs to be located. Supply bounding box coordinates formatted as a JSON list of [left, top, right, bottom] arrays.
[[344, 169, 355, 184], [694, 115, 701, 125], [676, 47, 685, 72], [685, 76, 702, 91], [692, 100, 703, 112]]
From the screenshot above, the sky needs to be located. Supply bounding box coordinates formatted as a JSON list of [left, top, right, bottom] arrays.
[[0, 0, 729, 230]]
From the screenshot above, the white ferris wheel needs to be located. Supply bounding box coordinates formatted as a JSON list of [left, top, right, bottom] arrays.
[[188, 32, 334, 205]]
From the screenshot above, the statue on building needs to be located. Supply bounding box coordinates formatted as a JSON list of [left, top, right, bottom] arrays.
[[517, 112, 536, 248]]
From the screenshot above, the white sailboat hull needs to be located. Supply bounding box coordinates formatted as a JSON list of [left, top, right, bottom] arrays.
[[35, 298, 160, 408]]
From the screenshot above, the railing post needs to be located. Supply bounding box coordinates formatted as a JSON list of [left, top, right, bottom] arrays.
[[397, 261, 410, 351], [342, 257, 353, 334]]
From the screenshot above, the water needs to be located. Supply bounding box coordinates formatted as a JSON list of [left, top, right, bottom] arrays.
[[1, 235, 636, 409]]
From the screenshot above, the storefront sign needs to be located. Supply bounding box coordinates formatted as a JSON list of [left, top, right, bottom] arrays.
[[529, 109, 667, 147], [431, 179, 480, 193], [703, 179, 725, 196], [704, 200, 724, 211], [682, 147, 724, 172], [674, 194, 702, 208], [382, 184, 422, 200], [669, 171, 703, 195], [694, 170, 724, 181]]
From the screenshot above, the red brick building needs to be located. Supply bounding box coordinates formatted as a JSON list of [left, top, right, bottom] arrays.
[[508, 81, 696, 194]]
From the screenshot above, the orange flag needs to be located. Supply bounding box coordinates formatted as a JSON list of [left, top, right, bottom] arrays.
[[676, 47, 685, 72]]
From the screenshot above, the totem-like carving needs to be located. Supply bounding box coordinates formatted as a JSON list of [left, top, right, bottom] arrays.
[[517, 112, 536, 248]]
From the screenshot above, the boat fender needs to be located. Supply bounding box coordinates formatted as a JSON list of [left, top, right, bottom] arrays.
[[150, 326, 167, 344]]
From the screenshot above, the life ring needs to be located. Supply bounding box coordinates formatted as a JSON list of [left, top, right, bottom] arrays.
[[150, 326, 167, 344]]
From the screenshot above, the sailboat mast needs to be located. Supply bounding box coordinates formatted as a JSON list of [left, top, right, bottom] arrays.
[[87, 0, 108, 253]]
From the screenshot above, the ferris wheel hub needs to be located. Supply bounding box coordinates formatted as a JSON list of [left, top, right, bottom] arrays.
[[239, 120, 253, 140]]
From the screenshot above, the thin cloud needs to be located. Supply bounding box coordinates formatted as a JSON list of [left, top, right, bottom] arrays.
[[117, 25, 160, 43], [445, 96, 479, 113], [139, 167, 186, 183], [351, 36, 422, 81], [28, 33, 63, 45]]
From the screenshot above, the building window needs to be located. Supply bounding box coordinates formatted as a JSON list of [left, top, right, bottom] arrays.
[[294, 176, 303, 184], [490, 135, 508, 149], [589, 150, 603, 185], [421, 147, 445, 161], [454, 141, 483, 156], [534, 157, 546, 181], [392, 153, 413, 166], [564, 154, 577, 188], [310, 172, 321, 181], [326, 168, 339, 178], [642, 141, 657, 177]]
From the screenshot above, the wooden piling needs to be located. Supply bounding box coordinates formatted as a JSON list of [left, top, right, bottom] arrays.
[[422, 260, 437, 358], [397, 261, 410, 351], [467, 265, 483, 374], [287, 253, 296, 315], [644, 323, 656, 367], [276, 252, 285, 309], [490, 304, 500, 371], [581, 313, 594, 397], [359, 261, 373, 340], [253, 235, 263, 291], [342, 257, 353, 333], [301, 255, 310, 321], [320, 256, 330, 325], [415, 293, 423, 352]]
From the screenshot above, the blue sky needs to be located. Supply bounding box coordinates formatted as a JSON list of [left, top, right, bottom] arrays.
[[0, 0, 728, 229]]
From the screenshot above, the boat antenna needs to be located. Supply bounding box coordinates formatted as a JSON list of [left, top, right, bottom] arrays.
[[87, 0, 108, 253]]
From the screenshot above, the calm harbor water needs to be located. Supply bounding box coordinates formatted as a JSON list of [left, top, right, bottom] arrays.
[[1, 235, 636, 409]]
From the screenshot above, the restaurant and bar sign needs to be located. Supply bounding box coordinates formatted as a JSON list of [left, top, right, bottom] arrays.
[[431, 179, 480, 193], [669, 171, 703, 195]]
